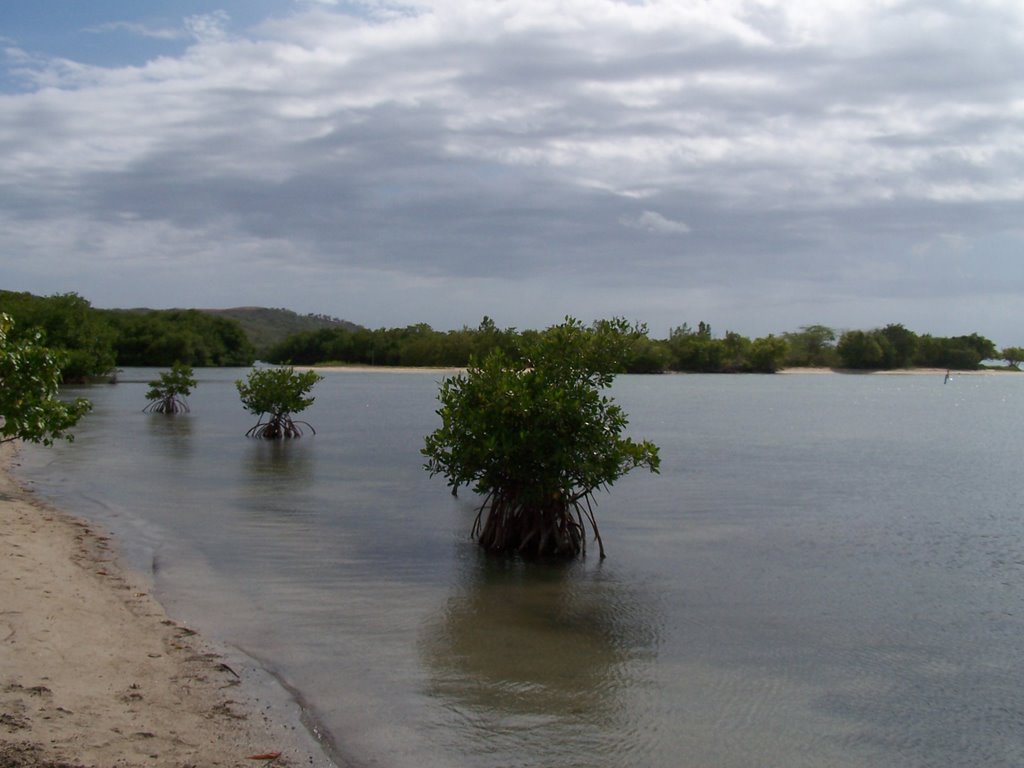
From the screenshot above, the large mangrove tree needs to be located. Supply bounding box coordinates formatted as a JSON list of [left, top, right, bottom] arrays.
[[423, 318, 660, 559]]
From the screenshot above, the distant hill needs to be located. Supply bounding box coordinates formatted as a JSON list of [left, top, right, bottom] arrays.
[[200, 307, 363, 356]]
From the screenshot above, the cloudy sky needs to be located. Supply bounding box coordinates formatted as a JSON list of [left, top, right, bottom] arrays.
[[2, 1, 1022, 342]]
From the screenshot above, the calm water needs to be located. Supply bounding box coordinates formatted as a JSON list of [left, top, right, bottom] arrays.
[[16, 369, 1024, 767]]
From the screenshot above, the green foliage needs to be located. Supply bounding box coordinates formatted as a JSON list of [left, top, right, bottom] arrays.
[[0, 291, 257, 370], [143, 363, 197, 414], [0, 314, 92, 446], [423, 318, 660, 559], [236, 366, 323, 438], [837, 329, 888, 369], [0, 291, 116, 382], [747, 334, 789, 373], [664, 322, 788, 372], [106, 309, 255, 367], [878, 324, 918, 367], [265, 317, 520, 369], [783, 325, 838, 368], [838, 326, 997, 370], [665, 322, 720, 372]]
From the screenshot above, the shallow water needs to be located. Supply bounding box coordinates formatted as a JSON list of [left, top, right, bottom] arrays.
[[17, 369, 1024, 767]]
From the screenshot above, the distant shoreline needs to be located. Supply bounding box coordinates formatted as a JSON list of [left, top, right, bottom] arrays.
[[777, 366, 1015, 376], [302, 364, 1017, 376], [304, 363, 465, 374]]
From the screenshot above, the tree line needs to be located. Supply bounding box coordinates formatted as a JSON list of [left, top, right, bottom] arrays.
[[0, 291, 255, 381], [1, 291, 1020, 379], [267, 318, 1018, 373]]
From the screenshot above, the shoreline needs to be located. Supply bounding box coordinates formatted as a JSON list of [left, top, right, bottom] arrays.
[[777, 366, 1013, 375], [0, 442, 337, 768], [302, 363, 1015, 376]]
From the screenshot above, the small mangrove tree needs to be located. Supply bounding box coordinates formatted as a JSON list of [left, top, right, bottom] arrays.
[[143, 363, 196, 414], [236, 366, 323, 438]]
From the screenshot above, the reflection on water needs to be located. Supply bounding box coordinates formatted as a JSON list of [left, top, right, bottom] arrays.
[[145, 410, 194, 435], [242, 439, 315, 485], [14, 370, 1024, 768], [238, 441, 317, 523], [420, 552, 660, 764]]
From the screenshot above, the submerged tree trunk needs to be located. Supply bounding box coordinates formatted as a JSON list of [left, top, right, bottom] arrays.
[[143, 395, 189, 414], [244, 415, 316, 439], [472, 491, 605, 559]]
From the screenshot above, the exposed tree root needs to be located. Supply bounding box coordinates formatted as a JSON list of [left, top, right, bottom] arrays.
[[142, 396, 189, 414], [471, 490, 606, 559], [244, 415, 316, 439]]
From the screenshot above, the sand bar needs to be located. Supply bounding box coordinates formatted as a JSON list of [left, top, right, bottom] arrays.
[[0, 442, 336, 768]]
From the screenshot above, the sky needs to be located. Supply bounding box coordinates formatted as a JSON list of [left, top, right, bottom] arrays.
[[1, 1, 1022, 343]]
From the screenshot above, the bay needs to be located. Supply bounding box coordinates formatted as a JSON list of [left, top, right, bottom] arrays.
[[16, 369, 1024, 767]]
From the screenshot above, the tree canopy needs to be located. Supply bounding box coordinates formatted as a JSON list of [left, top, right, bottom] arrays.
[[836, 325, 998, 370], [0, 292, 116, 382], [0, 291, 256, 372], [105, 309, 255, 367]]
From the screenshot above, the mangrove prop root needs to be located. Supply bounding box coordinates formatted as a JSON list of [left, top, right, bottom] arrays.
[[244, 416, 316, 439], [143, 396, 190, 414], [471, 491, 605, 559]]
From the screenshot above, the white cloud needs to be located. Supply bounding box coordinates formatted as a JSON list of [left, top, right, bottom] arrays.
[[621, 211, 692, 235], [1, 0, 1023, 341], [85, 21, 185, 41], [184, 11, 232, 43]]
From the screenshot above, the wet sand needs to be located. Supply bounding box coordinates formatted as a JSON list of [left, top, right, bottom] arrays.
[[0, 442, 336, 768]]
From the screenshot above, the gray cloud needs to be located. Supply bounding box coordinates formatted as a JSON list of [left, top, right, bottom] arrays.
[[1, 1, 1022, 341]]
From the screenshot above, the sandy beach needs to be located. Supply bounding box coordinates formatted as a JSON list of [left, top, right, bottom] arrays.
[[0, 442, 336, 768]]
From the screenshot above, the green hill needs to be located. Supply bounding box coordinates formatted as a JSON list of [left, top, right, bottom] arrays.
[[200, 307, 363, 357]]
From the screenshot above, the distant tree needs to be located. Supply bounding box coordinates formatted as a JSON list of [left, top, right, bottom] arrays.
[[236, 367, 323, 438], [915, 333, 997, 370], [1002, 347, 1024, 370], [747, 335, 789, 372], [837, 330, 887, 369], [721, 331, 751, 371], [879, 324, 918, 368], [472, 316, 518, 362], [783, 325, 838, 367], [0, 291, 116, 382], [666, 322, 723, 372], [954, 333, 997, 364], [0, 313, 92, 446], [625, 334, 670, 373], [143, 363, 197, 414], [423, 317, 660, 559], [107, 309, 254, 367]]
